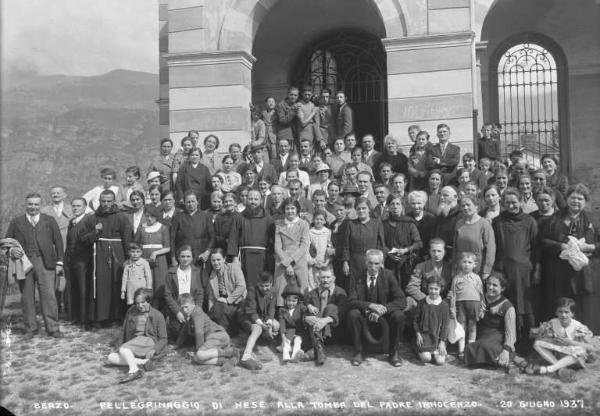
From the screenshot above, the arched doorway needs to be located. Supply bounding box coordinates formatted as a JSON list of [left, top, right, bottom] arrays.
[[489, 33, 569, 170], [291, 29, 388, 146]]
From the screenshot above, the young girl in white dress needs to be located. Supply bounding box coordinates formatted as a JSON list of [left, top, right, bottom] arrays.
[[307, 210, 334, 291]]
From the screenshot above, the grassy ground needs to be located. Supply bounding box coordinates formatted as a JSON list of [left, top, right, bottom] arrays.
[[1, 289, 599, 416]]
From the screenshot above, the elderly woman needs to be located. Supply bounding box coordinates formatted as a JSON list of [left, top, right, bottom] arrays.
[[201, 134, 222, 175], [375, 135, 408, 180], [170, 192, 214, 266], [480, 184, 502, 222], [384, 195, 422, 288], [517, 174, 538, 214], [274, 198, 310, 306], [424, 170, 443, 215], [342, 197, 386, 283], [106, 288, 167, 384], [218, 155, 242, 193], [492, 188, 539, 335], [531, 169, 566, 210], [465, 274, 517, 370], [407, 190, 436, 260], [453, 195, 496, 280], [541, 154, 568, 196], [541, 184, 599, 325], [492, 164, 510, 197], [175, 147, 212, 210]]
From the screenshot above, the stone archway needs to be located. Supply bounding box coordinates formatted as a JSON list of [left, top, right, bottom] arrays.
[[218, 0, 407, 53]]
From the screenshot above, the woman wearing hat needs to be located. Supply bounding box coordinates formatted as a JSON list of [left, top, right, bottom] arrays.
[[274, 198, 310, 307], [308, 163, 332, 200], [136, 204, 170, 311]]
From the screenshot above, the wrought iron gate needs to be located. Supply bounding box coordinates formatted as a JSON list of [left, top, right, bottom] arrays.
[[292, 30, 388, 144], [496, 42, 560, 167]]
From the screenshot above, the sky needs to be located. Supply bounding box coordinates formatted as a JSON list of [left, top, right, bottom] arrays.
[[2, 0, 159, 76]]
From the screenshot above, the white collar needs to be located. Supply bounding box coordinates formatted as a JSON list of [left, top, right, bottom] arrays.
[[27, 213, 40, 223], [284, 217, 300, 225], [425, 296, 442, 305]]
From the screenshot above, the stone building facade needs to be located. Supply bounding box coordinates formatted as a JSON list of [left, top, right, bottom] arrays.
[[157, 0, 600, 209]]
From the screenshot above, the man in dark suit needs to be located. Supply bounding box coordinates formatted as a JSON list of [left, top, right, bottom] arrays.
[[249, 144, 278, 185], [270, 138, 292, 178], [334, 91, 353, 142], [5, 192, 65, 338], [304, 269, 347, 365], [65, 197, 95, 328], [426, 123, 461, 184], [362, 134, 382, 169], [347, 249, 407, 367]]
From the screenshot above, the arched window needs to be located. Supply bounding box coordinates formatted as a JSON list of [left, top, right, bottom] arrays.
[[490, 34, 569, 171], [309, 50, 338, 95]]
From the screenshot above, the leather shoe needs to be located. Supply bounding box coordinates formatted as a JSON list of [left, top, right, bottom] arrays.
[[351, 353, 362, 366], [48, 331, 65, 339], [390, 349, 403, 367], [221, 348, 240, 372], [119, 370, 143, 384], [238, 358, 262, 371]]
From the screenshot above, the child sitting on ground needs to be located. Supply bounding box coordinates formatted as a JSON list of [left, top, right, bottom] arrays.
[[449, 252, 485, 360], [176, 293, 240, 371], [278, 283, 307, 363], [530, 297, 599, 381], [414, 275, 450, 365], [121, 243, 152, 306], [238, 272, 280, 371]]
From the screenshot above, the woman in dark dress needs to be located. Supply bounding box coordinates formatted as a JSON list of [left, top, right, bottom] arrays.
[[214, 192, 240, 252], [541, 184, 599, 328], [384, 195, 422, 288], [541, 154, 568, 197], [175, 147, 212, 210], [465, 274, 517, 369], [492, 188, 539, 337], [342, 197, 386, 284], [374, 135, 408, 180]]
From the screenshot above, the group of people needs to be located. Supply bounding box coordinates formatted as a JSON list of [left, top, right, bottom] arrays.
[[1, 86, 599, 385]]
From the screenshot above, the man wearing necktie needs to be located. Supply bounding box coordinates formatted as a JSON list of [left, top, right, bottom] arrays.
[[304, 269, 348, 365], [347, 249, 407, 367], [5, 193, 65, 338]]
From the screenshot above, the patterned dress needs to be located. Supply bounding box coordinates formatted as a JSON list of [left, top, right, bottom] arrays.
[[534, 318, 594, 367], [307, 227, 333, 291]]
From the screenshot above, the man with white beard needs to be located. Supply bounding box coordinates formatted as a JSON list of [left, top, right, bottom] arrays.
[[434, 186, 463, 259]]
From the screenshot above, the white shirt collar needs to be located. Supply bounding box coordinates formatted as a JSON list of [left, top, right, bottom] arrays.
[[27, 214, 40, 224]]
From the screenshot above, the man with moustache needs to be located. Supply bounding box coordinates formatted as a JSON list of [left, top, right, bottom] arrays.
[[228, 190, 275, 287], [81, 189, 133, 326], [434, 186, 463, 259], [5, 193, 65, 338], [65, 197, 95, 328]]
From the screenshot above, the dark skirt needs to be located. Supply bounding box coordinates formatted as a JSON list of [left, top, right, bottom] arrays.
[[465, 327, 503, 366]]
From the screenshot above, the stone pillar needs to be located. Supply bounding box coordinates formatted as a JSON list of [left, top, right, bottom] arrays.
[[157, 0, 169, 138], [166, 50, 255, 150], [383, 31, 475, 156]]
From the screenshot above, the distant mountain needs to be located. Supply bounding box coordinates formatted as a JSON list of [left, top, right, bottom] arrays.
[[0, 69, 160, 233]]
